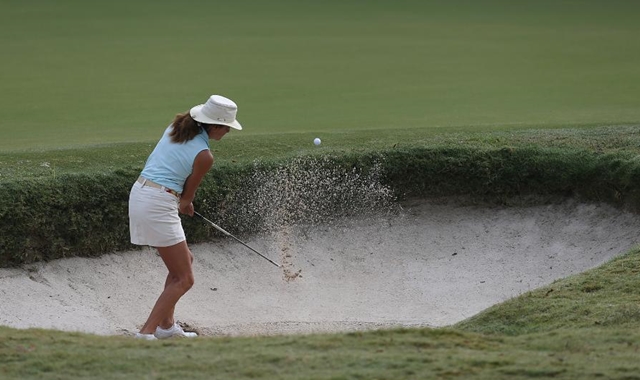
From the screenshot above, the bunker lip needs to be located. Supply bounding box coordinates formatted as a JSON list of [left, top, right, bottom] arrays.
[[1, 199, 639, 337]]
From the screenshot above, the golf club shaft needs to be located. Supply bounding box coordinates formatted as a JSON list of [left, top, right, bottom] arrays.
[[193, 211, 281, 268]]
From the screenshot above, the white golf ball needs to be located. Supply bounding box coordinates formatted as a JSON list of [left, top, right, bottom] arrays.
[[314, 137, 321, 146]]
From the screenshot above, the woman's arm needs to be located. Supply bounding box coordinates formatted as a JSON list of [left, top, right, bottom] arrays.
[[179, 149, 214, 216]]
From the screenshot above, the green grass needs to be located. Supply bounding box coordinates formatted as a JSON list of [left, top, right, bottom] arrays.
[[2, 248, 640, 379], [456, 247, 640, 336], [2, 124, 639, 181], [1, 0, 639, 151]]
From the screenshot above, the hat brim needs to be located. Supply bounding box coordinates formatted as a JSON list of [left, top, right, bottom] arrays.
[[190, 104, 243, 130]]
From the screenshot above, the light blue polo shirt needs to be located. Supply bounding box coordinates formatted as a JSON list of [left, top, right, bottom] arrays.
[[140, 125, 210, 193]]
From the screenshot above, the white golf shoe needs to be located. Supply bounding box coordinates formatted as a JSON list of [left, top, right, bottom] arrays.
[[134, 332, 157, 340], [154, 323, 198, 339]]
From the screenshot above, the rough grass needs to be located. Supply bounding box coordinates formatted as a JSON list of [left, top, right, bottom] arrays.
[[456, 247, 640, 335], [5, 125, 640, 267]]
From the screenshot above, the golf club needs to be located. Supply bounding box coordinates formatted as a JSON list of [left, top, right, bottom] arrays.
[[194, 211, 281, 268]]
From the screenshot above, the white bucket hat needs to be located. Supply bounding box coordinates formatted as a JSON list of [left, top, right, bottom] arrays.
[[190, 95, 242, 130]]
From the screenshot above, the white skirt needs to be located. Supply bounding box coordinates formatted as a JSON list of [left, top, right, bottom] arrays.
[[128, 181, 185, 247]]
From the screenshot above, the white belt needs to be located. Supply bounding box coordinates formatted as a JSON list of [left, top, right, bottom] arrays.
[[137, 176, 180, 197]]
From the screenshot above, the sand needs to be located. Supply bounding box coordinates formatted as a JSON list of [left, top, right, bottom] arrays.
[[1, 199, 639, 337]]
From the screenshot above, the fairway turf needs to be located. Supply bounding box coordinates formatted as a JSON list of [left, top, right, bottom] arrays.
[[1, 0, 639, 151]]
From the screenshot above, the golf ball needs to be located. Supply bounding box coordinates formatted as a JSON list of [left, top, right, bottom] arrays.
[[314, 137, 321, 146]]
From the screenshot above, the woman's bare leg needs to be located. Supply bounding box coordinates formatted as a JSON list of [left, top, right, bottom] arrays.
[[158, 250, 194, 328], [139, 241, 194, 334]]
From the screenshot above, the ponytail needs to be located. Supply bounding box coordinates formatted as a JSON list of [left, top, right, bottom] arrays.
[[169, 112, 203, 143]]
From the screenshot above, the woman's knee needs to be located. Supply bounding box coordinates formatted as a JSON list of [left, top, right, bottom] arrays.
[[185, 273, 195, 289], [157, 242, 195, 292], [176, 273, 194, 293]]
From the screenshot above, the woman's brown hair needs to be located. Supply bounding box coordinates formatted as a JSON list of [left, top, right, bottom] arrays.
[[169, 112, 205, 143]]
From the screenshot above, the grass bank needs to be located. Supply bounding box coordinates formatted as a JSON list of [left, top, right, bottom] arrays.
[[3, 125, 640, 267]]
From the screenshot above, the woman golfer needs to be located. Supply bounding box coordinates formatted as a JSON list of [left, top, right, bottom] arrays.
[[129, 95, 242, 340]]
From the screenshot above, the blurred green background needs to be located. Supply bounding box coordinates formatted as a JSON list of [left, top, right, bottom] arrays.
[[1, 0, 639, 151]]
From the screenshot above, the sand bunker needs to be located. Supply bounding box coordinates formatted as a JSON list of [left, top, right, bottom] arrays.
[[1, 199, 639, 337]]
